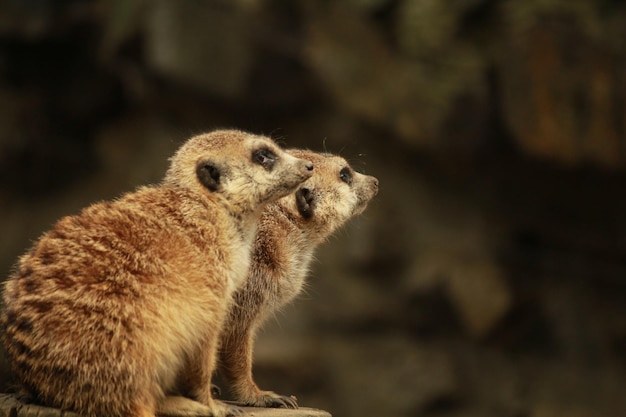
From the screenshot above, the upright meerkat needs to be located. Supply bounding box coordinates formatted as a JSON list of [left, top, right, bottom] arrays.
[[1, 130, 314, 417], [219, 150, 378, 408]]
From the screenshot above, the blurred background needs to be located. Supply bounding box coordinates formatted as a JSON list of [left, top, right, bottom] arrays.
[[1, 0, 626, 416]]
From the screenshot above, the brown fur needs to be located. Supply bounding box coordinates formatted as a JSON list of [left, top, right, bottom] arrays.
[[1, 130, 313, 417], [219, 150, 378, 408]]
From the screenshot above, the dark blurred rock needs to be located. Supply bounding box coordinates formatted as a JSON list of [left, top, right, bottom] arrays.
[[524, 360, 626, 417], [324, 336, 458, 417], [303, 3, 488, 150], [454, 346, 526, 417], [494, 2, 626, 168], [404, 251, 512, 339], [0, 0, 97, 39], [0, 87, 29, 151], [145, 0, 253, 99], [94, 112, 181, 188], [304, 5, 422, 140], [100, 0, 147, 57], [445, 256, 511, 338], [394, 0, 484, 57], [341, 0, 394, 13]]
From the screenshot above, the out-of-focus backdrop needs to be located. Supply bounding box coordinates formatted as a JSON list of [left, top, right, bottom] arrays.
[[1, 1, 626, 416]]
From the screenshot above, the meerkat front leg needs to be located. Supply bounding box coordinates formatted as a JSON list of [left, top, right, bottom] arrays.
[[220, 324, 298, 409], [182, 336, 245, 417]]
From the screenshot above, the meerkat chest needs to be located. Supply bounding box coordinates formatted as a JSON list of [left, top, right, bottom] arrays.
[[276, 247, 315, 306], [228, 243, 252, 296], [225, 220, 258, 297]]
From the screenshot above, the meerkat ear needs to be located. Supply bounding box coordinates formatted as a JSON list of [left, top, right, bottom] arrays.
[[196, 160, 221, 192], [295, 187, 314, 219]]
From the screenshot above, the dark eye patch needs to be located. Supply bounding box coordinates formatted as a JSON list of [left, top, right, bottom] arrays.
[[252, 147, 277, 170], [339, 167, 353, 185], [295, 187, 314, 219]]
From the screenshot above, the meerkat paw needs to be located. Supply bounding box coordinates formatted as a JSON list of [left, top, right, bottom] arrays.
[[157, 397, 245, 417], [157, 396, 213, 416], [243, 391, 298, 409], [213, 400, 246, 417]]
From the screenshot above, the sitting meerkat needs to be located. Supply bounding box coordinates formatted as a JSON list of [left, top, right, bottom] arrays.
[[1, 130, 314, 417], [218, 149, 379, 408]]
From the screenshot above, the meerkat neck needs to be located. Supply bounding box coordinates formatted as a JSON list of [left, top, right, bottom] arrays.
[[272, 204, 322, 252], [231, 205, 268, 250]]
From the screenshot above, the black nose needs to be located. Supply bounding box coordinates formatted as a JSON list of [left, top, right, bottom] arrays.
[[305, 162, 314, 171]]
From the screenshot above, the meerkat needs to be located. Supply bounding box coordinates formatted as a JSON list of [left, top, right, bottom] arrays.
[[1, 129, 314, 417], [218, 150, 379, 408]]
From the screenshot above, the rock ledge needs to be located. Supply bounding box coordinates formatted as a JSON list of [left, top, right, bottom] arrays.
[[0, 393, 332, 417]]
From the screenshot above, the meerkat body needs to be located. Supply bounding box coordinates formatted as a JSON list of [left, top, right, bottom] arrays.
[[1, 130, 313, 417], [219, 150, 378, 408]]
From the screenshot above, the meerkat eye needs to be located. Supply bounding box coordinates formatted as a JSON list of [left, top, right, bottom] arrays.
[[339, 167, 353, 185], [252, 147, 277, 170]]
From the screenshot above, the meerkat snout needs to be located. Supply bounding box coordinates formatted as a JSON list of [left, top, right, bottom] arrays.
[[274, 151, 314, 181], [352, 173, 379, 216], [244, 145, 314, 206]]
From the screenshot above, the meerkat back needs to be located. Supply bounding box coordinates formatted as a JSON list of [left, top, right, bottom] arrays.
[[219, 150, 378, 409], [1, 129, 313, 417]]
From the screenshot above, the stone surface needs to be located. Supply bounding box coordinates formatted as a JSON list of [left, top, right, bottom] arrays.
[[0, 394, 331, 417]]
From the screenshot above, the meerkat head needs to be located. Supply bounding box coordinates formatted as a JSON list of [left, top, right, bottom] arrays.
[[279, 149, 378, 241], [163, 130, 314, 214]]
